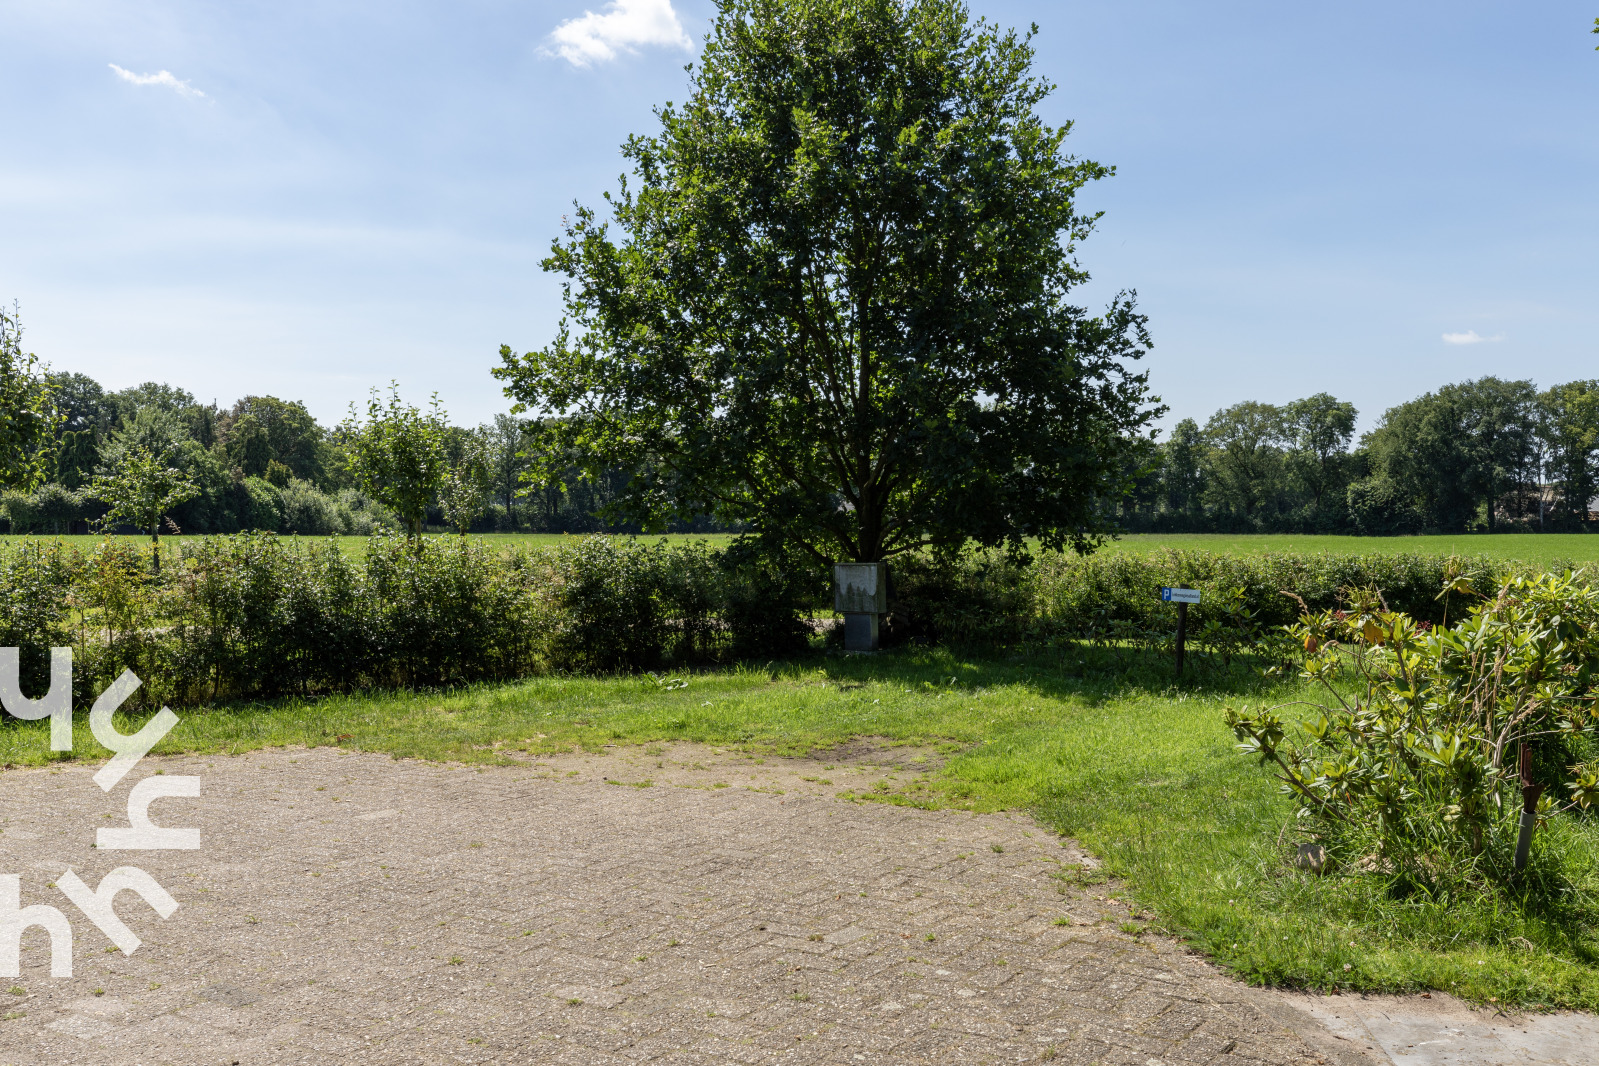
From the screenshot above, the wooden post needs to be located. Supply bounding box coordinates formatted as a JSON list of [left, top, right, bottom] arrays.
[[1175, 600, 1187, 679], [1514, 738, 1543, 872]]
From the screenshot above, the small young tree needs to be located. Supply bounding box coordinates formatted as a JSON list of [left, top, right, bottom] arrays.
[[440, 434, 492, 536], [0, 303, 63, 492], [339, 385, 449, 537], [88, 445, 199, 573]]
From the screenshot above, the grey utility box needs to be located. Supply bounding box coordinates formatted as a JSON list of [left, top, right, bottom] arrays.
[[834, 562, 887, 653]]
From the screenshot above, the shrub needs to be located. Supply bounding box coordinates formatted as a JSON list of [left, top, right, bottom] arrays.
[[1032, 548, 1503, 639], [1, 489, 38, 533], [32, 482, 86, 534], [1228, 571, 1599, 900], [0, 534, 822, 707], [0, 540, 73, 693], [332, 488, 397, 536], [887, 551, 1034, 646], [238, 477, 284, 532], [718, 540, 820, 659], [542, 537, 670, 672], [278, 479, 339, 535]]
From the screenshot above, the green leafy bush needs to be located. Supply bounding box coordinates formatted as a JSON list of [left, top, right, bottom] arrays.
[[0, 540, 73, 691], [880, 547, 1511, 661], [1228, 571, 1599, 902], [332, 488, 397, 536], [540, 537, 817, 672], [279, 478, 339, 535], [887, 551, 1034, 646], [0, 534, 821, 708], [1020, 549, 1526, 671], [238, 476, 283, 532]]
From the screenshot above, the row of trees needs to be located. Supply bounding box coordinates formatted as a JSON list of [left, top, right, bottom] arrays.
[[1125, 377, 1599, 534], [0, 306, 710, 540]]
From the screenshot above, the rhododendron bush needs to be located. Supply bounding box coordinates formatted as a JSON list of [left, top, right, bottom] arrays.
[[1228, 570, 1599, 896]]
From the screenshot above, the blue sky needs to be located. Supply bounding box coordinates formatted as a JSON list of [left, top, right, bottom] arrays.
[[2, 1, 1595, 434]]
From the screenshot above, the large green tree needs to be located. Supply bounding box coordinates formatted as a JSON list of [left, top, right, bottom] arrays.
[[220, 396, 328, 485], [1362, 378, 1536, 532], [1454, 377, 1538, 530], [1160, 418, 1206, 518], [1364, 391, 1474, 531], [1282, 393, 1356, 516], [1202, 402, 1285, 522], [1539, 380, 1599, 528], [495, 0, 1160, 564]]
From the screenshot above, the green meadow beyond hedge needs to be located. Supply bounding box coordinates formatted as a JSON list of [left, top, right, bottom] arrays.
[[0, 534, 1559, 709]]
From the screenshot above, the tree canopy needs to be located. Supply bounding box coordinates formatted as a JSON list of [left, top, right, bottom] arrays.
[[496, 0, 1160, 564], [88, 445, 199, 570], [339, 386, 450, 536], [0, 304, 62, 492]]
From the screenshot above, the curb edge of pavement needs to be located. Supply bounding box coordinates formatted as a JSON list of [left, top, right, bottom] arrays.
[[1247, 991, 1391, 1066]]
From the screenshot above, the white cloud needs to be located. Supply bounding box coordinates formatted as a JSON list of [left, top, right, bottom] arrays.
[[545, 0, 692, 67], [109, 64, 206, 99], [1441, 329, 1504, 345]]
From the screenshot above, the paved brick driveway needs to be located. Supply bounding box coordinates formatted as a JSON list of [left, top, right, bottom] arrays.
[[0, 744, 1356, 1065]]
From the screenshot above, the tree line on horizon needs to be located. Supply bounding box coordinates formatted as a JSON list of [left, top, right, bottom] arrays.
[[20, 369, 1596, 543], [1121, 376, 1599, 535], [0, 367, 705, 537]]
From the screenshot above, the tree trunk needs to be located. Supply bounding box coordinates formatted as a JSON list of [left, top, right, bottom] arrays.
[[150, 523, 161, 576]]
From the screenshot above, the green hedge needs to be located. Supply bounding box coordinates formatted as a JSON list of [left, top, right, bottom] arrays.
[[1032, 548, 1511, 632], [0, 534, 819, 709], [0, 534, 1577, 708], [888, 547, 1550, 650]]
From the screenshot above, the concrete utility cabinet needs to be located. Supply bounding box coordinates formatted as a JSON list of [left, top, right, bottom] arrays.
[[834, 562, 887, 652]]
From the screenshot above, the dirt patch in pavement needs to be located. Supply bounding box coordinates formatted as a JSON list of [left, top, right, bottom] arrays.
[[510, 737, 953, 795]]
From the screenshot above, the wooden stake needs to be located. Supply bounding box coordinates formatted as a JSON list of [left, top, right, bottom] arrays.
[[1176, 601, 1187, 679]]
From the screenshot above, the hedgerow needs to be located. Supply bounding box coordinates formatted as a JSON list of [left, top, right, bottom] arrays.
[[0, 534, 820, 709], [0, 535, 1571, 708]]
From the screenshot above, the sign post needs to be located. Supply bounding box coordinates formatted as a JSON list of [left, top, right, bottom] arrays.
[[1159, 587, 1202, 678]]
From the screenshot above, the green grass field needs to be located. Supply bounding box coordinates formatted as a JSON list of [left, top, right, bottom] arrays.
[[1104, 532, 1599, 568], [7, 644, 1594, 1009], [7, 530, 1596, 568]]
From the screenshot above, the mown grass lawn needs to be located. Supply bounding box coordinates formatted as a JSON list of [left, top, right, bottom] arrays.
[[1105, 532, 1599, 568], [9, 530, 1598, 570], [6, 643, 1595, 1010]]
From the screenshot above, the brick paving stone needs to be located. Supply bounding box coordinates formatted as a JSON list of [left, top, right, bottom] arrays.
[[0, 743, 1356, 1065]]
